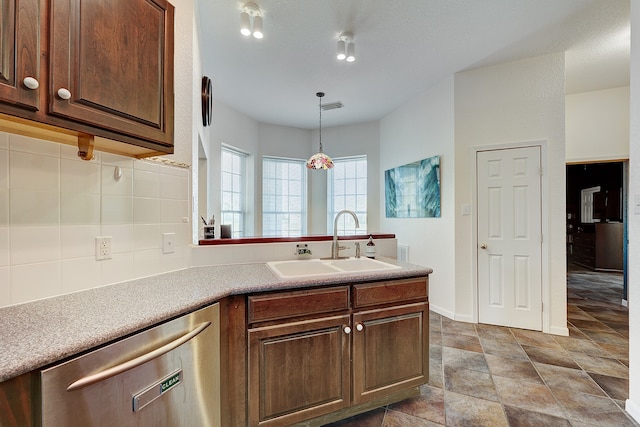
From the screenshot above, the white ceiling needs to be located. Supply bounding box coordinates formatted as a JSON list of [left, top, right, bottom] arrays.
[[196, 0, 630, 129]]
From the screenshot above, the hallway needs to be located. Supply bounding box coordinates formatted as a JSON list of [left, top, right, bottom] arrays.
[[322, 268, 634, 426]]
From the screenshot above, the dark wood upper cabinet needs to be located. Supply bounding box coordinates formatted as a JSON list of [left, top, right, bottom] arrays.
[[0, 0, 42, 111], [0, 0, 174, 158], [49, 0, 174, 147]]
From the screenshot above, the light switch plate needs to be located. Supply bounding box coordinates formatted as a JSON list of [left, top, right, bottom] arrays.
[[163, 233, 175, 254]]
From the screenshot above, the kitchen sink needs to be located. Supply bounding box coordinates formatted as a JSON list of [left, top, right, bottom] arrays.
[[267, 257, 401, 278]]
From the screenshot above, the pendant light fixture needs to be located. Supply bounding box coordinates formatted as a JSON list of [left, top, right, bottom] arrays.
[[306, 92, 334, 170]]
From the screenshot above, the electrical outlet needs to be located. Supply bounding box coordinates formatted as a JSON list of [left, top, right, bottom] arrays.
[[95, 236, 112, 260], [163, 233, 175, 254]]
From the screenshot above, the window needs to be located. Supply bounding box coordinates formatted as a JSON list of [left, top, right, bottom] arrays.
[[328, 156, 367, 235], [262, 157, 307, 237], [221, 146, 247, 237]]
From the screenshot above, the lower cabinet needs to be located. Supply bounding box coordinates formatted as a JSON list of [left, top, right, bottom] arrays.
[[246, 277, 429, 427]]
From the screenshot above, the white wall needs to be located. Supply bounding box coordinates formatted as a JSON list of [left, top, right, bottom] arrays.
[[566, 86, 630, 162], [454, 53, 567, 334], [625, 1, 640, 421], [379, 77, 456, 318]]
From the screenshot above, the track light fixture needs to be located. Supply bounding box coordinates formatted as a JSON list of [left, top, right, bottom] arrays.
[[337, 32, 355, 62], [240, 2, 263, 39]]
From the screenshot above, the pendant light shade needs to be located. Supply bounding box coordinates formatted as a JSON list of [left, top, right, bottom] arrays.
[[307, 92, 334, 170]]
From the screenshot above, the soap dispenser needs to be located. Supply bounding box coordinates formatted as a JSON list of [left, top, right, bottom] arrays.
[[366, 235, 376, 259]]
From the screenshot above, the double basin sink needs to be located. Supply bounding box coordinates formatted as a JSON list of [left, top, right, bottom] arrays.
[[267, 257, 401, 279]]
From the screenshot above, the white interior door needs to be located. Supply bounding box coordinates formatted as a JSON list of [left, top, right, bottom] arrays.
[[477, 146, 542, 330]]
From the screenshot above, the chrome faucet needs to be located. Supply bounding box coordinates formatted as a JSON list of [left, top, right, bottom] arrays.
[[331, 210, 360, 259]]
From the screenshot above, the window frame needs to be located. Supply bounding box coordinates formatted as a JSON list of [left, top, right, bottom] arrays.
[[327, 155, 368, 235], [262, 156, 308, 237]]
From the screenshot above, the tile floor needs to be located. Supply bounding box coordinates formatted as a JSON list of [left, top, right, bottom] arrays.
[[323, 266, 636, 426]]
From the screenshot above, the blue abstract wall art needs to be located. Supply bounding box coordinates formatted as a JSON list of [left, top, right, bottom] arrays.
[[385, 155, 441, 218]]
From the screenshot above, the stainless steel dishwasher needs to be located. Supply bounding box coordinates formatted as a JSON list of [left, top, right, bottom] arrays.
[[40, 303, 220, 427]]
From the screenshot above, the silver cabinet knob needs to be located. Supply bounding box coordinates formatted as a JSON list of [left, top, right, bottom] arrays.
[[23, 77, 39, 90], [355, 323, 364, 332], [57, 88, 72, 100], [480, 243, 488, 249], [343, 326, 351, 334]]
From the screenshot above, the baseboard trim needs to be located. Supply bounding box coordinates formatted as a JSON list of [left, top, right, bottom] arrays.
[[625, 399, 640, 423]]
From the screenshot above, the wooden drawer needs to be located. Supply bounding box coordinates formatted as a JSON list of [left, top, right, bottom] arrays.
[[353, 278, 428, 308], [248, 286, 350, 324]]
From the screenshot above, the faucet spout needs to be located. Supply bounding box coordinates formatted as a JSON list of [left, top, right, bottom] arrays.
[[332, 210, 360, 259]]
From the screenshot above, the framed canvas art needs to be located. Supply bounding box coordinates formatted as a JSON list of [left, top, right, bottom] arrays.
[[385, 155, 441, 218]]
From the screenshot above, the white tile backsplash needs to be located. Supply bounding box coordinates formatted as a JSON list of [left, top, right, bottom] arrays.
[[9, 133, 60, 157], [10, 226, 60, 265], [0, 132, 9, 149], [0, 267, 8, 306], [10, 261, 61, 304], [10, 150, 59, 191], [10, 190, 60, 225], [133, 197, 161, 224], [0, 228, 8, 267], [0, 189, 8, 226], [102, 165, 133, 196], [133, 169, 160, 198], [60, 225, 101, 259], [0, 131, 192, 308], [101, 195, 133, 224], [61, 257, 101, 294], [0, 149, 8, 189]]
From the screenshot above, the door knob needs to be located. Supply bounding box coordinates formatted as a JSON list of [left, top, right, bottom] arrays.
[[355, 323, 364, 332], [343, 326, 351, 334], [480, 243, 488, 249], [23, 77, 39, 90], [57, 88, 72, 100]]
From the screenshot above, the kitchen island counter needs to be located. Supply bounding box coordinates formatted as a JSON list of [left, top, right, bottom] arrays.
[[0, 258, 431, 383]]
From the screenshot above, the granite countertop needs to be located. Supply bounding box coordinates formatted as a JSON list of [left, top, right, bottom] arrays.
[[0, 258, 432, 383]]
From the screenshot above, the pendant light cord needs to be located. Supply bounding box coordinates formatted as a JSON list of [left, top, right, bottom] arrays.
[[317, 92, 324, 153]]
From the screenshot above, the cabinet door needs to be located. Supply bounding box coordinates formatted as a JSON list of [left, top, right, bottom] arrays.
[[49, 0, 174, 146], [352, 302, 429, 404], [248, 314, 351, 427], [0, 0, 41, 110]]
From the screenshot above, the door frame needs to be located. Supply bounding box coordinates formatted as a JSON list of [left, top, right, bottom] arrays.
[[471, 140, 551, 333]]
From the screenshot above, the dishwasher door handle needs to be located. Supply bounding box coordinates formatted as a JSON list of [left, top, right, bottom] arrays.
[[67, 321, 211, 392]]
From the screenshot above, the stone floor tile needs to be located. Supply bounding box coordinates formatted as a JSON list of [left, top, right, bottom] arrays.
[[479, 338, 529, 361], [443, 366, 499, 402], [442, 347, 489, 373], [569, 318, 616, 332], [502, 405, 571, 427], [580, 328, 628, 346], [441, 318, 477, 337], [441, 333, 483, 353], [511, 328, 563, 349], [533, 362, 605, 396], [443, 391, 508, 427], [485, 354, 542, 384], [493, 376, 565, 417], [475, 323, 517, 343], [521, 345, 581, 369], [551, 387, 637, 426], [382, 410, 443, 427], [571, 352, 629, 379], [387, 384, 446, 425], [552, 334, 610, 356], [588, 373, 630, 400], [322, 408, 386, 427]]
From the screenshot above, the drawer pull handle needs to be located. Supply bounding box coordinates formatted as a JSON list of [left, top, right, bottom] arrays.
[[66, 321, 211, 392], [23, 77, 39, 90], [343, 326, 351, 335], [57, 88, 72, 100], [356, 323, 364, 332]]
